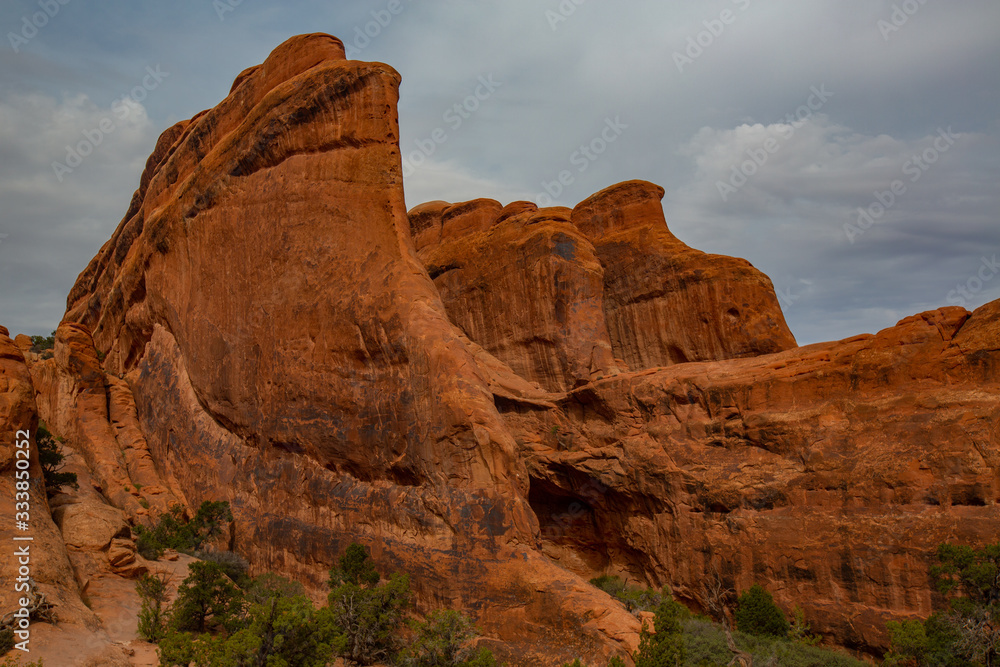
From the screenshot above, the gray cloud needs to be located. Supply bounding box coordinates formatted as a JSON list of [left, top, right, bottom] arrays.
[[1, 0, 998, 346]]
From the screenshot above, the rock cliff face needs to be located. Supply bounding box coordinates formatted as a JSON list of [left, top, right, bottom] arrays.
[[0, 328, 103, 662], [3, 32, 997, 665], [522, 302, 1000, 652], [59, 32, 640, 664], [571, 181, 797, 368], [411, 181, 797, 393]]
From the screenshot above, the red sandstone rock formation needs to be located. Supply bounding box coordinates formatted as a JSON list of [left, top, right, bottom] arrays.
[[58, 33, 640, 665], [0, 328, 97, 639], [409, 180, 796, 393], [29, 322, 180, 521], [572, 180, 797, 368], [1, 32, 995, 665], [416, 203, 620, 392], [522, 302, 999, 652]]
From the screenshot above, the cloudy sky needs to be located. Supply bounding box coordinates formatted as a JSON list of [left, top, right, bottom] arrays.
[[1, 1, 998, 345]]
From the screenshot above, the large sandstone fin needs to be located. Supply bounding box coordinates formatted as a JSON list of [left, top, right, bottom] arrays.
[[61, 34, 640, 664]]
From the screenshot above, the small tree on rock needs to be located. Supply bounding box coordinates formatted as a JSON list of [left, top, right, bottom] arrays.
[[170, 560, 243, 634], [36, 425, 77, 498]]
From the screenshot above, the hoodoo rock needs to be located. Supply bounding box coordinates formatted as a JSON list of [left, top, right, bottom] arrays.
[[3, 32, 996, 665]]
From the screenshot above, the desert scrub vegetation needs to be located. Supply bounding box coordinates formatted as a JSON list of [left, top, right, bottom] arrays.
[[135, 500, 233, 560], [137, 538, 997, 665], [36, 424, 77, 498], [576, 576, 867, 667], [589, 575, 664, 613], [883, 542, 999, 666], [143, 542, 500, 667]]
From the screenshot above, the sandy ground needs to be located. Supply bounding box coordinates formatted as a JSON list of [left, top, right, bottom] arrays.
[[14, 553, 194, 666]]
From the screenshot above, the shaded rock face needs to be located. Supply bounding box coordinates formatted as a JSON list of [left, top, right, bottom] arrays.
[[29, 31, 997, 664], [29, 322, 180, 521]]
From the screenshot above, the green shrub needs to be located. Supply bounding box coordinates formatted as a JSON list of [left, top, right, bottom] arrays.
[[169, 561, 243, 634], [634, 596, 686, 667], [885, 542, 1000, 666], [683, 617, 868, 667], [159, 593, 340, 667], [788, 605, 821, 646], [590, 575, 663, 613], [156, 630, 209, 666], [246, 572, 306, 604], [136, 571, 171, 641], [194, 549, 250, 589], [28, 332, 55, 353], [400, 609, 499, 666], [734, 584, 789, 638], [134, 500, 233, 559], [36, 425, 77, 497], [884, 613, 972, 666], [328, 543, 411, 665], [154, 568, 341, 667]]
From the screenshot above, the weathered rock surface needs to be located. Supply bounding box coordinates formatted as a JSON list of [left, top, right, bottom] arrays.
[[0, 329, 97, 641], [572, 180, 797, 368], [416, 204, 620, 392], [58, 33, 640, 665], [520, 302, 999, 652], [409, 180, 796, 392], [29, 322, 179, 521], [11, 31, 994, 665]]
